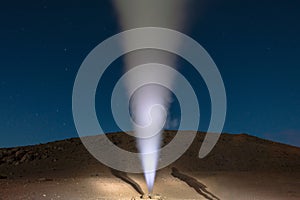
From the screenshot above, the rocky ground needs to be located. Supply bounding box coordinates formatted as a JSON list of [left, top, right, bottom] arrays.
[[0, 131, 300, 199]]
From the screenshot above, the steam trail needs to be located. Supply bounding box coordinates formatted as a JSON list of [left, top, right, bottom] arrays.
[[113, 0, 189, 193]]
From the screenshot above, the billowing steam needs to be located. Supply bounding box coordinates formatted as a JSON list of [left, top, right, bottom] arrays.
[[130, 84, 169, 192], [113, 0, 189, 193]]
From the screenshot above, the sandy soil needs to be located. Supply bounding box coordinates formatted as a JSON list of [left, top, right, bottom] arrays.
[[1, 131, 300, 200], [1, 170, 300, 200]]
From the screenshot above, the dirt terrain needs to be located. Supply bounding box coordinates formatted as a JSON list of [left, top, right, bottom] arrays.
[[1, 131, 300, 199]]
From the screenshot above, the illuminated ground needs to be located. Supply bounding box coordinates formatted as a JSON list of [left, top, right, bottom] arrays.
[[0, 131, 300, 199], [1, 170, 299, 199]]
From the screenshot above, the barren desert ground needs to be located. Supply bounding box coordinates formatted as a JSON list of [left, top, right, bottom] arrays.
[[1, 131, 300, 200]]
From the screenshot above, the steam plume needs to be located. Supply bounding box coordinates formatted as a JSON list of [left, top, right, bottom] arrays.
[[113, 0, 189, 193]]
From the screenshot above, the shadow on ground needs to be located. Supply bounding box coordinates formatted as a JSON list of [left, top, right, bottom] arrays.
[[171, 167, 220, 200], [111, 169, 145, 195]]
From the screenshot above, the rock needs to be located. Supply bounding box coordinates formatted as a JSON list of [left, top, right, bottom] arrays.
[[20, 154, 27, 163], [3, 150, 11, 157], [57, 147, 64, 151], [6, 156, 16, 164], [141, 194, 149, 199], [38, 178, 53, 182], [90, 173, 100, 177], [15, 150, 26, 159], [41, 154, 48, 159], [151, 194, 163, 199], [20, 153, 34, 163], [3, 150, 10, 156], [10, 148, 18, 154], [0, 175, 8, 179], [140, 194, 163, 200]]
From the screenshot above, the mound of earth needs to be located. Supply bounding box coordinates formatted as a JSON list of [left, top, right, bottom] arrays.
[[1, 131, 299, 179]]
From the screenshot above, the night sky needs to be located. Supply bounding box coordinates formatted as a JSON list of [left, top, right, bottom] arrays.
[[1, 0, 300, 147]]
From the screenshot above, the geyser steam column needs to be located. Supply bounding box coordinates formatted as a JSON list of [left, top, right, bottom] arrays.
[[113, 0, 189, 193], [130, 84, 170, 193], [73, 28, 226, 198]]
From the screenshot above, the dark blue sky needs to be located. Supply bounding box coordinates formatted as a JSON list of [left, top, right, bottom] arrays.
[[1, 0, 300, 147]]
